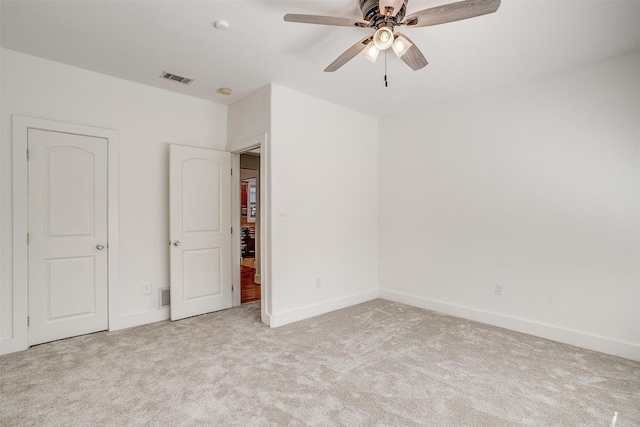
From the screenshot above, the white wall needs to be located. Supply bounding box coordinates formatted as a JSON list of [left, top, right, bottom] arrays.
[[227, 85, 271, 147], [379, 52, 640, 361], [1, 49, 227, 349], [268, 84, 379, 326]]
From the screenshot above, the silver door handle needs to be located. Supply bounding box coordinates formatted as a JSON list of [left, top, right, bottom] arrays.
[[96, 244, 105, 250], [173, 240, 181, 247]]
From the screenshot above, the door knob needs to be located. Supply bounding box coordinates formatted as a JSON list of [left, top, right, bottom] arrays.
[[96, 244, 105, 250], [173, 240, 181, 247]]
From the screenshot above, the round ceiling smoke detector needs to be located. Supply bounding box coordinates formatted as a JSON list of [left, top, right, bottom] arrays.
[[217, 87, 232, 96], [213, 20, 229, 30]]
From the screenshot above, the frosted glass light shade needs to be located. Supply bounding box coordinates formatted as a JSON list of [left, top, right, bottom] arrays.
[[392, 35, 412, 57], [363, 44, 380, 62], [372, 26, 394, 50]]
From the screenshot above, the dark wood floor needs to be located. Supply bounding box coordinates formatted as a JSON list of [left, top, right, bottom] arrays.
[[241, 260, 260, 303]]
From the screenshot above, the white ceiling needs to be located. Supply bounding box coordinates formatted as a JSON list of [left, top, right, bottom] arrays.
[[1, 1, 639, 118]]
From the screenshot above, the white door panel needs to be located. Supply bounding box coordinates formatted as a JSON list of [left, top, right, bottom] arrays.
[[47, 256, 96, 318], [183, 159, 221, 233], [28, 129, 108, 345], [170, 145, 232, 321], [183, 248, 222, 300]]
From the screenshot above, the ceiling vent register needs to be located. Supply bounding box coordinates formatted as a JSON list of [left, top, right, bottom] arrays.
[[160, 71, 194, 85]]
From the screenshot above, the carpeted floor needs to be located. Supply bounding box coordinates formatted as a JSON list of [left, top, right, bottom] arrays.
[[1, 299, 638, 426]]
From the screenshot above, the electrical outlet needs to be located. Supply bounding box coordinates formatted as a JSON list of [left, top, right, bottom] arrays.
[[278, 211, 288, 222], [143, 282, 151, 294], [495, 284, 503, 296], [315, 278, 321, 288]]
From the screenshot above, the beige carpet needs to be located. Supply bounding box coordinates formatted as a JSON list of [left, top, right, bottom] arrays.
[[1, 299, 638, 426]]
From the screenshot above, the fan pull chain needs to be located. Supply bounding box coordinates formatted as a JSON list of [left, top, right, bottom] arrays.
[[384, 50, 388, 87]]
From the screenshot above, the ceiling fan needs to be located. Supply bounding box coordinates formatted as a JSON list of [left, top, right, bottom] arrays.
[[284, 0, 501, 72]]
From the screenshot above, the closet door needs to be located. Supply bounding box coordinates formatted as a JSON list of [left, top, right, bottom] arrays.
[[28, 129, 108, 345]]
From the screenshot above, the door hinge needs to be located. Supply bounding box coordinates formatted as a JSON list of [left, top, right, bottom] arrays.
[[232, 285, 234, 292], [231, 227, 233, 234], [231, 169, 233, 176], [27, 233, 30, 244], [26, 149, 30, 161], [27, 316, 30, 327]]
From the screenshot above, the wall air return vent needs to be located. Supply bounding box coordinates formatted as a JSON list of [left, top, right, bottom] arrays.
[[160, 71, 194, 85], [160, 288, 170, 307]]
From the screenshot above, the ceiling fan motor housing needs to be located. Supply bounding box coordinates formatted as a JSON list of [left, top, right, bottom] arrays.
[[359, 0, 407, 27]]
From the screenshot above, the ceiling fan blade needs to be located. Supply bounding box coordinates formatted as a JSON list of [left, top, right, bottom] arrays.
[[394, 33, 428, 70], [404, 0, 501, 28], [379, 0, 405, 17], [324, 36, 373, 72], [284, 14, 368, 28]]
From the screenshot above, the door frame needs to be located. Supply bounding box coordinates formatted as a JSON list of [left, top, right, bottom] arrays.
[[6, 115, 119, 355], [228, 133, 271, 325]]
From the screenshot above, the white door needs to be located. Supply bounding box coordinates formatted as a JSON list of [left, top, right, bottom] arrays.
[[169, 145, 232, 321], [28, 129, 108, 346]]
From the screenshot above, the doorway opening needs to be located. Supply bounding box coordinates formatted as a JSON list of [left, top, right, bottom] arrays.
[[229, 132, 268, 324], [239, 152, 260, 304]]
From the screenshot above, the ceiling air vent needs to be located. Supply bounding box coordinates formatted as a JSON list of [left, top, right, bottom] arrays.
[[160, 71, 194, 85]]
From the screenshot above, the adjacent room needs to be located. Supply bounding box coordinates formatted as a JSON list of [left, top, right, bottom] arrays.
[[1, 0, 638, 425]]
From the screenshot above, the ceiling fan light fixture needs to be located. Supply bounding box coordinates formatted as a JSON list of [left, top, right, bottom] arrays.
[[372, 26, 394, 50], [392, 35, 412, 57], [363, 43, 380, 62], [284, 0, 501, 72]]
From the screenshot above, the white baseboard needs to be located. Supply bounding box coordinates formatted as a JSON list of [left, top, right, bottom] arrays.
[[379, 289, 640, 362], [269, 289, 379, 328], [109, 307, 169, 331], [0, 336, 28, 356], [1, 308, 170, 355], [261, 312, 272, 327]]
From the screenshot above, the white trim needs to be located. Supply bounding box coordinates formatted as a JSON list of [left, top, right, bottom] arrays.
[[106, 128, 120, 332], [227, 133, 263, 154], [3, 115, 119, 356], [231, 154, 241, 307], [379, 289, 640, 362], [228, 133, 270, 324], [3, 118, 29, 354], [259, 135, 270, 325], [269, 289, 379, 328], [109, 308, 169, 331]]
